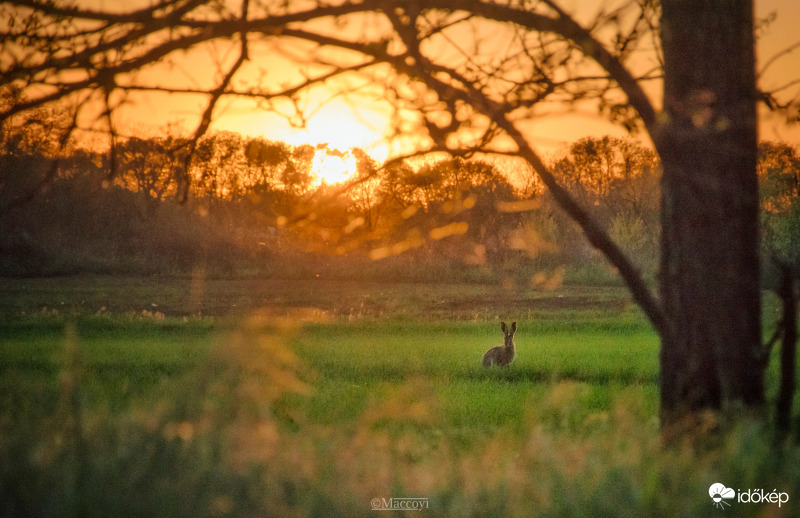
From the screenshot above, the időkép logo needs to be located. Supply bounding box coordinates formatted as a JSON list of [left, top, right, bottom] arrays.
[[709, 483, 789, 510]]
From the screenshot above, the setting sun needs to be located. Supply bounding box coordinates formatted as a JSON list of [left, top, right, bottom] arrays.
[[311, 147, 358, 185], [213, 93, 393, 163]]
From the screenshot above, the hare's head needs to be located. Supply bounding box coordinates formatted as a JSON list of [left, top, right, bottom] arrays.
[[501, 321, 517, 346]]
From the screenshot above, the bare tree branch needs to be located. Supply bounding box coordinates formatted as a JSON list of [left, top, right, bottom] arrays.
[[177, 0, 251, 202]]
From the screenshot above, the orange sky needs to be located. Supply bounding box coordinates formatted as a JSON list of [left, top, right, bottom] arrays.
[[755, 0, 800, 144], [112, 0, 800, 160]]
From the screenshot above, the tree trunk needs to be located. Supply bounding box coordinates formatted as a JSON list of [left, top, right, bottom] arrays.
[[775, 262, 797, 432], [657, 0, 764, 426]]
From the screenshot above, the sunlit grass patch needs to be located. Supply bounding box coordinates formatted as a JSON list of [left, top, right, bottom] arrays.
[[286, 320, 659, 441], [1, 284, 798, 517]]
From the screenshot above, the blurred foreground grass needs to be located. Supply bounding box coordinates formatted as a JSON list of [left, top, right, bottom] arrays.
[[1, 276, 798, 516]]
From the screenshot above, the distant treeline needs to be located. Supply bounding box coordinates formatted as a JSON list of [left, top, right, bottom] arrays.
[[1, 115, 798, 285]]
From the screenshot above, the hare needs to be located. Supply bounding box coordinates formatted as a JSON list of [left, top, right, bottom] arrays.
[[482, 321, 517, 368]]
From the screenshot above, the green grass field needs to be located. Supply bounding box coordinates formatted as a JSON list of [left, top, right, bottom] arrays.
[[1, 276, 798, 517]]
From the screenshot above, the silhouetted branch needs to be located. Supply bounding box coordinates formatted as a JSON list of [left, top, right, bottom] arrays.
[[177, 0, 250, 202], [759, 39, 800, 77], [374, 15, 668, 334], [439, 0, 658, 130], [0, 0, 669, 331]]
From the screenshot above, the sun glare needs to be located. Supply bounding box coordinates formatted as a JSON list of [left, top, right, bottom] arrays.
[[303, 102, 384, 151], [219, 90, 393, 155], [312, 149, 358, 185]]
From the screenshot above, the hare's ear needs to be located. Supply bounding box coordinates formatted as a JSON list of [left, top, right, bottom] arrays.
[[511, 322, 517, 334], [501, 321, 507, 333]]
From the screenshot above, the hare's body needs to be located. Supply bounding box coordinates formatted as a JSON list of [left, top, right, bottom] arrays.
[[482, 321, 517, 368]]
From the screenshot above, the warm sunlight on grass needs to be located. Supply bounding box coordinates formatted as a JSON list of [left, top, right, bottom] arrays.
[[2, 281, 797, 517]]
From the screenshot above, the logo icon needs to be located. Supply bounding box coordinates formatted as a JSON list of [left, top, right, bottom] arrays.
[[709, 483, 736, 509]]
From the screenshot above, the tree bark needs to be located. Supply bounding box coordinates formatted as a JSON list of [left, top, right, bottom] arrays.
[[774, 262, 797, 432], [657, 0, 764, 424]]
